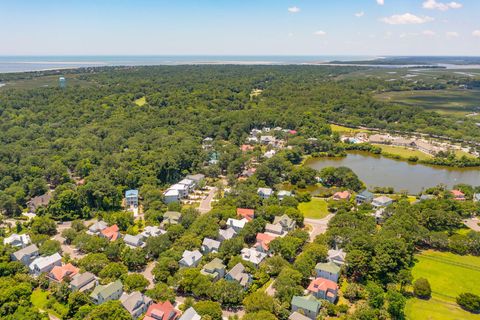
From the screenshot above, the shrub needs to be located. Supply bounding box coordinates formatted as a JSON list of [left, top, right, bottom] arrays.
[[413, 278, 431, 299], [457, 293, 480, 313]]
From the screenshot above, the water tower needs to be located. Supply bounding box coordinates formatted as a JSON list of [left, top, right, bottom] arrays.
[[59, 76, 66, 89]]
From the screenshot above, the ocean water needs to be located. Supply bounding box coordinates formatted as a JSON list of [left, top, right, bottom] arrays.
[[0, 55, 374, 73]]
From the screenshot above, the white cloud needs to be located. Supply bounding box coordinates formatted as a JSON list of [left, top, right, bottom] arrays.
[[422, 30, 436, 36], [313, 30, 327, 36], [446, 31, 459, 38], [376, 0, 385, 5], [288, 6, 300, 13], [423, 0, 463, 11], [355, 11, 365, 18], [381, 13, 434, 25], [473, 30, 480, 37]]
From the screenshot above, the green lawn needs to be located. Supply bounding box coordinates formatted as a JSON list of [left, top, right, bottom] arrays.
[[405, 250, 480, 320], [134, 96, 146, 106], [299, 198, 329, 219], [330, 124, 370, 134], [374, 144, 432, 161], [31, 289, 49, 310]]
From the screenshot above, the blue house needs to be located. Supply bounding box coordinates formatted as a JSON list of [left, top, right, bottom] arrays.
[[356, 190, 374, 204], [125, 190, 139, 207]]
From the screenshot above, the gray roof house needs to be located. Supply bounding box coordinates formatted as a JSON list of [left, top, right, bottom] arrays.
[[120, 291, 153, 319], [11, 244, 39, 266], [265, 223, 284, 236], [291, 295, 321, 320], [225, 263, 252, 288], [29, 252, 62, 276], [315, 261, 341, 283], [356, 190, 374, 204], [200, 258, 226, 281], [179, 307, 201, 320], [185, 174, 205, 185], [327, 248, 346, 266], [3, 233, 31, 248], [218, 227, 237, 242], [474, 193, 480, 202], [87, 221, 108, 236], [123, 234, 145, 248], [70, 272, 97, 292], [289, 312, 312, 320], [90, 280, 123, 305], [241, 247, 267, 267], [273, 214, 296, 232], [27, 192, 52, 213], [201, 238, 221, 254], [277, 190, 293, 201], [161, 211, 182, 227], [258, 187, 274, 199], [179, 250, 203, 268], [141, 226, 166, 238], [372, 196, 394, 208]]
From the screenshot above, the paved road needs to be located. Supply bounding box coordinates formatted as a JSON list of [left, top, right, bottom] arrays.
[[463, 217, 480, 232], [141, 261, 156, 289], [305, 214, 334, 241], [198, 187, 217, 214]]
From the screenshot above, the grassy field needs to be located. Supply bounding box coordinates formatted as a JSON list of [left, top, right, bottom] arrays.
[[374, 144, 432, 161], [330, 124, 370, 134], [299, 197, 329, 219], [405, 250, 480, 320], [134, 96, 146, 106], [375, 89, 480, 116]]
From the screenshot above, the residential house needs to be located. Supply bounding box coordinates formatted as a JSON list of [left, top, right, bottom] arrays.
[[90, 280, 123, 305], [246, 136, 259, 144], [161, 211, 182, 227], [70, 272, 97, 292], [225, 263, 252, 289], [3, 233, 31, 248], [169, 184, 189, 198], [356, 190, 374, 204], [141, 226, 166, 238], [273, 214, 296, 233], [226, 218, 248, 233], [372, 207, 387, 224], [27, 192, 52, 213], [277, 190, 293, 201], [333, 191, 351, 201], [451, 190, 466, 201], [179, 250, 202, 268], [163, 189, 180, 204], [289, 312, 311, 320], [236, 208, 255, 221], [125, 189, 139, 207], [101, 224, 120, 241], [185, 174, 205, 187], [327, 249, 347, 266], [260, 136, 275, 145], [87, 221, 108, 236], [307, 277, 339, 303], [29, 253, 62, 276], [201, 238, 221, 254], [315, 261, 341, 283], [179, 307, 201, 320], [419, 194, 435, 202], [218, 227, 237, 242], [264, 150, 276, 159], [48, 263, 79, 282], [254, 233, 276, 254], [241, 145, 255, 152], [178, 179, 195, 192], [124, 234, 145, 248], [241, 247, 267, 267], [11, 244, 39, 266], [258, 187, 273, 199], [144, 301, 180, 320], [474, 193, 480, 202], [200, 258, 226, 281], [291, 295, 321, 320], [372, 196, 394, 208], [120, 291, 153, 319], [265, 223, 284, 236]]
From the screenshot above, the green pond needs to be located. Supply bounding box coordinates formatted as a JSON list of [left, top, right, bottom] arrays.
[[306, 152, 480, 194]]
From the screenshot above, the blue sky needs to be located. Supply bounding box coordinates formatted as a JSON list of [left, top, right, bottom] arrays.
[[1, 0, 479, 55]]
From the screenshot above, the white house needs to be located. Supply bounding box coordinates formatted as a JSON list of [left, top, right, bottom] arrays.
[[201, 238, 221, 254], [179, 250, 203, 268], [164, 189, 180, 204], [257, 187, 274, 199], [3, 233, 31, 248], [169, 184, 189, 198], [29, 253, 62, 276], [226, 218, 248, 233], [372, 196, 394, 208], [11, 244, 39, 266], [218, 228, 237, 242], [123, 234, 145, 248], [241, 247, 267, 267]]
